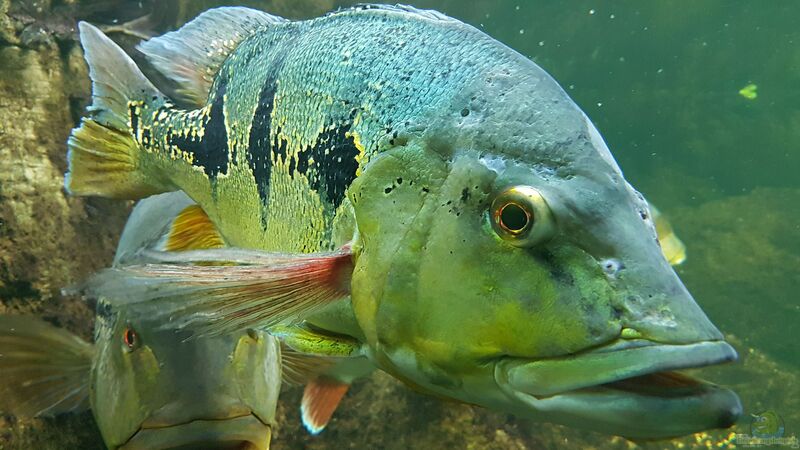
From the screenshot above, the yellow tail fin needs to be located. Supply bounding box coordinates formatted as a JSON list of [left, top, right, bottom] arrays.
[[66, 22, 168, 199]]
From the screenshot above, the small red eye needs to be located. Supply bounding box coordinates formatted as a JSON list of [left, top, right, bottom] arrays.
[[123, 327, 137, 350]]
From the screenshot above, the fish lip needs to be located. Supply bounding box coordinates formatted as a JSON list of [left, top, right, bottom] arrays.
[[117, 413, 271, 450], [499, 339, 737, 397], [495, 340, 742, 438]]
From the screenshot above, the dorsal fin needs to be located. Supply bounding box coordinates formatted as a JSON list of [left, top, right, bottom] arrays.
[[137, 7, 287, 107], [165, 204, 225, 252], [332, 4, 457, 23]]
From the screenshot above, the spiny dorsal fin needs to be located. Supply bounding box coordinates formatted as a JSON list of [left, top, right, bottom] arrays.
[[333, 4, 457, 23], [137, 7, 287, 107], [165, 204, 225, 252], [0, 316, 94, 418]]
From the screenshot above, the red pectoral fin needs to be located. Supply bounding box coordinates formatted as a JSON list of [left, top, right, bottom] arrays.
[[301, 377, 350, 435], [80, 246, 353, 337]]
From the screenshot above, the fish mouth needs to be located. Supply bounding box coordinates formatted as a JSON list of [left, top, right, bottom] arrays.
[[496, 340, 742, 439], [118, 413, 271, 450]]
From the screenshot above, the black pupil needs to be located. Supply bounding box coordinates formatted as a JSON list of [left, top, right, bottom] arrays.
[[125, 329, 136, 347], [500, 203, 529, 232]]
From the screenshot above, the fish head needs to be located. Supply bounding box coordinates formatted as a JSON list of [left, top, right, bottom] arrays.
[[347, 55, 739, 438], [90, 299, 278, 450]]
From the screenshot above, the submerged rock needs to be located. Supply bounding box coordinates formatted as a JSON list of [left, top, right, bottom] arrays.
[[674, 188, 800, 370]]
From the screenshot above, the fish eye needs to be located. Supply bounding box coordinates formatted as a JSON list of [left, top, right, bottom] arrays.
[[497, 202, 530, 234], [490, 186, 555, 247], [122, 326, 138, 351]]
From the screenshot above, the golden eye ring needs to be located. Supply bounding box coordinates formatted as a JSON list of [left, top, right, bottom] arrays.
[[495, 201, 532, 235], [490, 186, 555, 247]]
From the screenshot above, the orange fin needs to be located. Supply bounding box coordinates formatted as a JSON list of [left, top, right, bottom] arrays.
[[80, 245, 353, 337], [165, 204, 225, 251], [301, 377, 350, 435]]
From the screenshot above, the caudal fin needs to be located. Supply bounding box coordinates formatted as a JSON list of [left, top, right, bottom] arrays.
[[66, 22, 168, 199], [0, 316, 94, 417]]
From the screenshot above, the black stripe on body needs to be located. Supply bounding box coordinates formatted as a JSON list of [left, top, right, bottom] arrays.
[[167, 83, 230, 178], [246, 32, 359, 220], [248, 79, 277, 204], [296, 126, 359, 207], [246, 34, 299, 206]]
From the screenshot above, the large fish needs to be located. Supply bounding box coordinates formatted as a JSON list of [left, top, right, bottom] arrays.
[[67, 5, 741, 438], [0, 191, 318, 450]]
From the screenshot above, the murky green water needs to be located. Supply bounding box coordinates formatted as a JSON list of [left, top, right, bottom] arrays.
[[2, 1, 797, 449]]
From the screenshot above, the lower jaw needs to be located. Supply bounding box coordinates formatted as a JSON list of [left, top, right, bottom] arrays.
[[507, 378, 742, 439], [118, 415, 271, 450]]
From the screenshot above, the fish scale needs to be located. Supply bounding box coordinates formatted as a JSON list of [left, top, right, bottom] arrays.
[[120, 7, 501, 253]]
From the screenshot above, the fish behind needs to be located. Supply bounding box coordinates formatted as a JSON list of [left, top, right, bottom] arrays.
[[0, 191, 328, 450]]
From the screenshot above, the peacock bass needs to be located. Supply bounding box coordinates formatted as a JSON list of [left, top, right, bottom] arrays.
[[68, 5, 740, 439]]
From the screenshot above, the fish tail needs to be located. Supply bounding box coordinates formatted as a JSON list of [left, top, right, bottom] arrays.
[[0, 316, 94, 418], [66, 22, 170, 199]]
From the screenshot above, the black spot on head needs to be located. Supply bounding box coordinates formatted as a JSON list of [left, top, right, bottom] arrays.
[[460, 187, 471, 202], [96, 299, 114, 320], [460, 108, 470, 117]]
